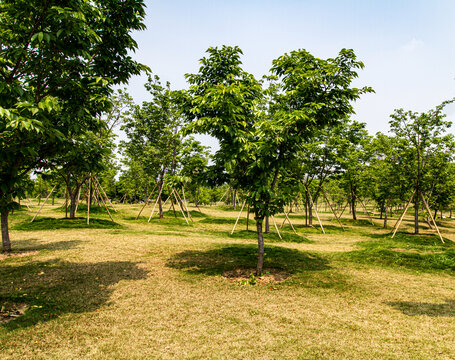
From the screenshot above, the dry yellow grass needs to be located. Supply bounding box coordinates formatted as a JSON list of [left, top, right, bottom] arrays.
[[1, 202, 454, 359]]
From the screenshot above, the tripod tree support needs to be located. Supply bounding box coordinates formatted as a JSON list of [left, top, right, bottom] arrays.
[[94, 176, 117, 212], [231, 199, 247, 234], [419, 191, 444, 243], [304, 185, 325, 234], [322, 188, 345, 231], [391, 190, 416, 238], [136, 180, 159, 220], [31, 184, 57, 222]]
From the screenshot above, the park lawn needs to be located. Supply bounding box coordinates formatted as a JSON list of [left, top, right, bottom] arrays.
[[1, 202, 455, 359]]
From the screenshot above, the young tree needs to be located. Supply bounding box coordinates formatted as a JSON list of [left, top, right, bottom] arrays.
[[389, 100, 454, 234], [183, 46, 372, 274], [121, 75, 182, 218], [0, 0, 147, 252]]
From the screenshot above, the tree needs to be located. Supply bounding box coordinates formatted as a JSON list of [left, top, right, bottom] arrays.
[[0, 0, 146, 252], [389, 100, 454, 234], [183, 46, 371, 274], [121, 75, 182, 218]]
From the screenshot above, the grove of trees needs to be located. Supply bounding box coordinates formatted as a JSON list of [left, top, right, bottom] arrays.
[[2, 3, 455, 278]]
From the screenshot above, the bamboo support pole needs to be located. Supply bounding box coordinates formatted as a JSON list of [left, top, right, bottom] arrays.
[[357, 195, 375, 225], [148, 185, 164, 222], [136, 180, 159, 220], [31, 185, 57, 222], [93, 180, 114, 222], [172, 189, 189, 225], [176, 189, 193, 221], [271, 215, 282, 239], [74, 187, 81, 214], [391, 190, 416, 238], [420, 191, 444, 243], [305, 186, 325, 234], [231, 199, 247, 234], [94, 176, 117, 212], [322, 188, 345, 231]]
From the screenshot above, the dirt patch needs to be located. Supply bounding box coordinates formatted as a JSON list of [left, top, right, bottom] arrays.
[[223, 268, 290, 285], [0, 302, 29, 323], [0, 251, 38, 261]]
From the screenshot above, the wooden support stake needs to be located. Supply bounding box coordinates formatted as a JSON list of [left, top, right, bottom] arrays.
[[93, 180, 114, 222], [231, 199, 247, 234], [284, 211, 298, 235], [305, 186, 325, 234], [391, 190, 416, 238], [246, 204, 250, 231], [271, 215, 282, 239], [420, 191, 444, 243], [74, 187, 81, 214], [31, 185, 57, 222], [148, 185, 164, 222], [176, 189, 193, 221], [94, 176, 117, 212], [357, 194, 375, 225], [136, 180, 159, 219], [172, 189, 189, 225], [322, 188, 345, 231]]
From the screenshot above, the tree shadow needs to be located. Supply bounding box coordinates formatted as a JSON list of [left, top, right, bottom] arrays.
[[0, 259, 148, 330], [12, 238, 83, 252], [227, 230, 312, 244], [385, 299, 455, 317], [12, 217, 122, 231], [166, 244, 330, 276]]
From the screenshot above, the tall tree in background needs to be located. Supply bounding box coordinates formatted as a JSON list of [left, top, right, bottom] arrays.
[[0, 0, 147, 252], [121, 75, 181, 218], [389, 100, 453, 234]]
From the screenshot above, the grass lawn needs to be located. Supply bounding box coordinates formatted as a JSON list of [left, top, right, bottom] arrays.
[[1, 201, 455, 359]]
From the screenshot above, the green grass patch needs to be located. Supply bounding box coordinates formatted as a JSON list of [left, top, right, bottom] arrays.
[[12, 217, 122, 230], [228, 230, 311, 244], [339, 232, 455, 274]]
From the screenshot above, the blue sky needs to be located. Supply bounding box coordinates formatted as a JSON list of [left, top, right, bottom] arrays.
[[124, 0, 455, 149]]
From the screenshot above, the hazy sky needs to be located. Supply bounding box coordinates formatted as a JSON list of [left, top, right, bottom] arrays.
[[123, 0, 455, 150]]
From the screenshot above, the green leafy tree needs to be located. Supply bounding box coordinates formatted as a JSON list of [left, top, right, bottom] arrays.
[[389, 100, 454, 234], [0, 0, 146, 252], [183, 46, 371, 274]]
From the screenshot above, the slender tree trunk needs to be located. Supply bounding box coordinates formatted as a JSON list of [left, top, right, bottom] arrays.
[[69, 191, 78, 219], [265, 216, 270, 234], [308, 201, 313, 226], [158, 179, 164, 219], [351, 191, 357, 221], [414, 193, 419, 234], [384, 198, 390, 229], [1, 211, 11, 253], [233, 189, 237, 210], [256, 219, 264, 276]]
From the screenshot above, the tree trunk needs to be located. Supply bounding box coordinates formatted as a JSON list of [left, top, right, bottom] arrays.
[[308, 201, 313, 226], [384, 198, 390, 229], [351, 194, 357, 221], [265, 216, 270, 233], [1, 211, 11, 253], [69, 191, 78, 219], [233, 189, 237, 210], [414, 195, 419, 234], [256, 219, 264, 276]]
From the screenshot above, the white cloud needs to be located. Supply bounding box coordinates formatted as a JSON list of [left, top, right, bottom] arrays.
[[402, 38, 424, 53]]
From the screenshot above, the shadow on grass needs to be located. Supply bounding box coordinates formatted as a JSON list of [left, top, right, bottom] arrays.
[[199, 217, 249, 225], [57, 204, 114, 214], [293, 224, 347, 234], [10, 238, 83, 252], [338, 231, 455, 274], [166, 244, 329, 276], [228, 230, 312, 244], [0, 259, 148, 330], [12, 217, 122, 231], [166, 244, 347, 289], [385, 299, 455, 317]]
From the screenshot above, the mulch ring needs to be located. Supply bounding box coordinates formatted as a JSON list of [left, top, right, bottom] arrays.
[[1, 302, 29, 324], [0, 251, 38, 261], [223, 268, 290, 285]]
